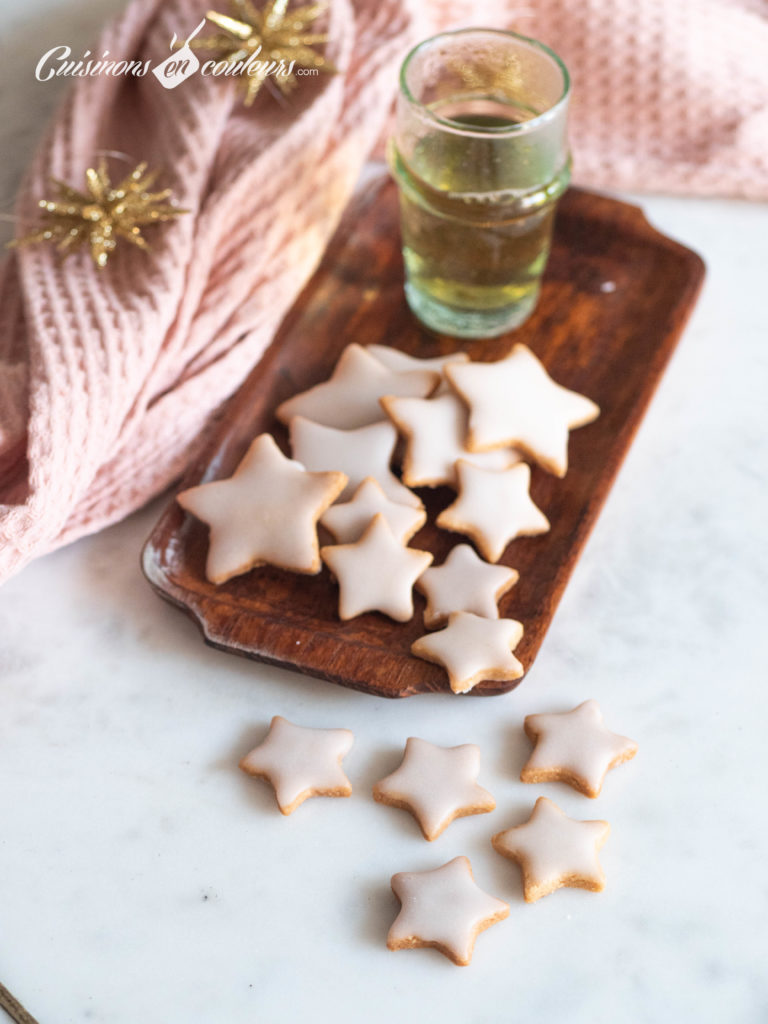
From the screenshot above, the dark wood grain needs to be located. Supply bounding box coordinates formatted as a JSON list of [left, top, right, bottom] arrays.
[[142, 175, 705, 698]]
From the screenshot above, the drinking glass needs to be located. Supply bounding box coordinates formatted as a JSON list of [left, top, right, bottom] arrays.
[[390, 28, 571, 338]]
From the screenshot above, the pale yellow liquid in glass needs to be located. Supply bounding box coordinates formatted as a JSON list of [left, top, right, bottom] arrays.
[[392, 99, 567, 335]]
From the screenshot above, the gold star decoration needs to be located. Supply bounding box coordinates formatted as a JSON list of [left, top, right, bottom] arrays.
[[191, 0, 335, 105], [9, 160, 187, 269]]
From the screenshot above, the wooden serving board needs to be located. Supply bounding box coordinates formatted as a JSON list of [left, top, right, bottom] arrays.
[[142, 175, 704, 698]]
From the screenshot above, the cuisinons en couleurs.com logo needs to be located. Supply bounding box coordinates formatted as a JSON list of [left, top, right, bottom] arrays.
[[35, 19, 310, 89]]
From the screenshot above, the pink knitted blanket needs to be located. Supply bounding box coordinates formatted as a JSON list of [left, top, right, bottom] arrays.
[[0, 0, 765, 584]]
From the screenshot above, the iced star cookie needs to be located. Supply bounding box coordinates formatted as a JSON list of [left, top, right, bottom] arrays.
[[387, 856, 509, 966], [445, 344, 600, 476], [367, 345, 469, 396], [521, 700, 638, 798], [289, 416, 421, 508], [367, 345, 470, 376], [320, 514, 432, 621], [239, 715, 354, 815], [436, 461, 549, 563], [373, 737, 495, 841], [415, 544, 519, 628], [411, 611, 524, 694], [319, 477, 426, 545], [176, 434, 347, 584], [492, 797, 610, 902], [380, 392, 522, 489], [276, 343, 439, 430]]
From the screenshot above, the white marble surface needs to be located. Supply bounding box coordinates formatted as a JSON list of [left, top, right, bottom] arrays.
[[1, 2, 768, 1022]]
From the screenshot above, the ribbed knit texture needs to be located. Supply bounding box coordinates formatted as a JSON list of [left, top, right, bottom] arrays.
[[0, 0, 765, 583], [0, 0, 418, 581]]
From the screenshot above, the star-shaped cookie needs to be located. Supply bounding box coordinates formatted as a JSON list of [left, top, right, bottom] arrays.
[[436, 461, 549, 562], [176, 433, 347, 584], [410, 611, 524, 694], [276, 343, 439, 430], [388, 856, 509, 966], [492, 797, 610, 902], [446, 344, 600, 476], [521, 700, 638, 797], [381, 392, 521, 488], [289, 416, 421, 508], [373, 737, 496, 840], [416, 544, 519, 628], [239, 715, 354, 815], [321, 514, 433, 621], [319, 477, 426, 545], [367, 344, 469, 376]]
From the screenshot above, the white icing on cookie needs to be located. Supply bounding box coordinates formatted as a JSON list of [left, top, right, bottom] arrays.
[[521, 700, 638, 798], [445, 344, 600, 476], [388, 856, 509, 966], [289, 416, 422, 508], [239, 715, 354, 815], [381, 391, 522, 488], [373, 737, 495, 841], [319, 477, 426, 545], [320, 514, 432, 622], [177, 433, 347, 584], [436, 460, 549, 562], [492, 796, 610, 902], [276, 343, 439, 430], [416, 544, 519, 628], [410, 611, 524, 694], [366, 345, 470, 377]]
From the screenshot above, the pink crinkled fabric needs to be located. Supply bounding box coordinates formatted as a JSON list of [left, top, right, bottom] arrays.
[[404, 0, 768, 198], [0, 0, 765, 584], [0, 0, 419, 583], [515, 0, 768, 199]]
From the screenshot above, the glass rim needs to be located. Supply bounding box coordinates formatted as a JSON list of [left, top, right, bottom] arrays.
[[398, 27, 571, 138]]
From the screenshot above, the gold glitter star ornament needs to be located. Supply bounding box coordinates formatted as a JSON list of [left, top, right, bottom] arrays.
[[10, 160, 187, 268], [196, 0, 335, 105]]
